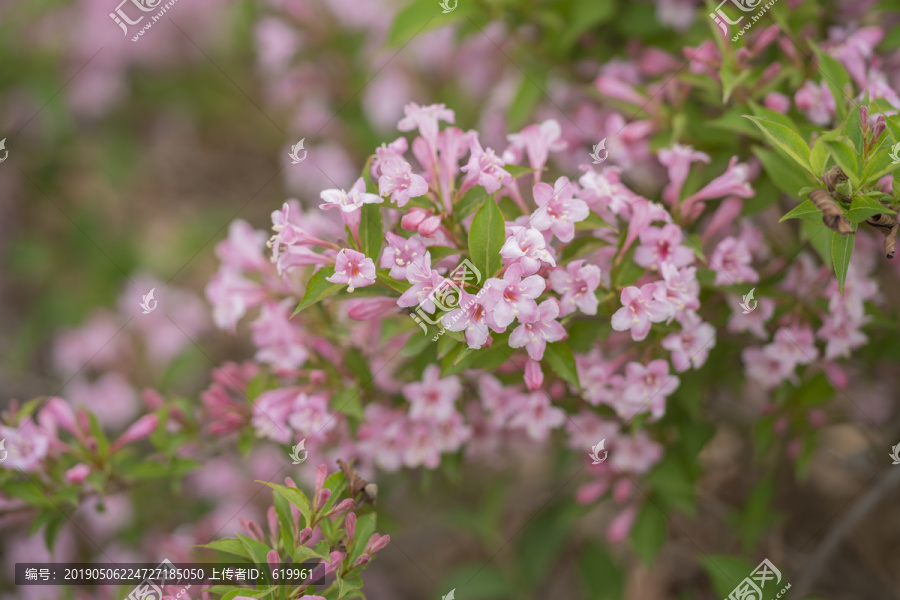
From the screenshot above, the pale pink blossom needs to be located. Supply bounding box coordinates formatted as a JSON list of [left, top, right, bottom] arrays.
[[327, 249, 376, 292], [0, 420, 51, 472], [483, 263, 545, 327], [683, 157, 754, 212], [549, 260, 602, 316], [794, 79, 837, 126], [659, 263, 700, 313], [657, 144, 710, 206], [617, 360, 678, 420], [381, 232, 426, 280], [743, 347, 790, 390], [286, 393, 335, 439], [442, 289, 501, 349], [508, 392, 566, 441], [507, 119, 567, 171], [397, 102, 455, 152], [634, 224, 695, 270], [611, 283, 673, 341], [397, 253, 445, 313], [403, 365, 461, 422], [662, 312, 716, 372], [378, 156, 428, 207], [709, 236, 759, 286], [508, 299, 567, 361], [530, 177, 589, 242], [251, 301, 308, 371], [726, 295, 775, 339], [500, 226, 557, 275], [610, 431, 663, 474], [460, 137, 511, 194]]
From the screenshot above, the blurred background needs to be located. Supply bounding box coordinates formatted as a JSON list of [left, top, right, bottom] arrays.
[[2, 0, 900, 598]]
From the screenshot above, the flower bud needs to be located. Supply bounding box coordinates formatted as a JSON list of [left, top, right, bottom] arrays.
[[267, 506, 279, 541], [418, 215, 442, 237], [315, 488, 332, 511], [344, 513, 357, 543], [859, 105, 869, 133], [365, 533, 390, 554], [328, 498, 356, 518], [65, 463, 91, 484], [298, 527, 312, 545], [401, 208, 427, 231], [352, 553, 371, 568], [111, 414, 158, 451], [267, 550, 280, 570], [524, 360, 543, 391], [871, 114, 886, 142]]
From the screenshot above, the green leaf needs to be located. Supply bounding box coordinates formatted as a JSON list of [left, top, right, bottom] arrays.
[[753, 146, 817, 197], [467, 196, 505, 279], [810, 41, 851, 121], [779, 199, 826, 224], [809, 137, 830, 177], [847, 195, 895, 223], [824, 138, 860, 186], [455, 186, 488, 221], [508, 71, 547, 130], [801, 219, 833, 270], [331, 388, 364, 421], [645, 455, 696, 515], [629, 502, 667, 564], [358, 203, 383, 262], [293, 267, 342, 316], [386, 0, 473, 47], [578, 541, 624, 599], [5, 480, 54, 508], [375, 268, 410, 294], [516, 501, 578, 586], [699, 555, 755, 597], [542, 342, 579, 387], [196, 538, 252, 560], [273, 491, 295, 551], [291, 544, 330, 563], [338, 574, 364, 598], [744, 116, 815, 176], [831, 228, 856, 295], [237, 533, 272, 566], [259, 481, 311, 526]]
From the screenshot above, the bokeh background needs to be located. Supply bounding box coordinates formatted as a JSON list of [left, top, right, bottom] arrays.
[[3, 0, 900, 599]]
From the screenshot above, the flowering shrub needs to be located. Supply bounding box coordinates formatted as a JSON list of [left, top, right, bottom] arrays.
[[3, 0, 900, 599]]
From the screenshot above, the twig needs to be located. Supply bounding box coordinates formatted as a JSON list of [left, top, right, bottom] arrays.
[[793, 466, 900, 596]]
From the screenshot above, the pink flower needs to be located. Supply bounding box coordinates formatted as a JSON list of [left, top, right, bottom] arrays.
[[345, 296, 399, 321], [530, 177, 589, 242], [764, 92, 791, 113], [682, 157, 754, 212], [500, 226, 557, 275], [441, 289, 500, 349], [606, 505, 639, 543], [319, 177, 383, 214], [319, 177, 383, 242], [252, 387, 300, 443], [206, 268, 269, 331], [818, 313, 868, 360], [111, 414, 159, 451], [378, 156, 428, 207], [794, 80, 836, 126], [286, 393, 335, 439], [217, 219, 270, 273], [397, 253, 445, 313], [827, 26, 883, 87], [381, 232, 426, 280], [404, 423, 442, 468], [508, 299, 567, 361], [766, 325, 819, 374], [709, 236, 758, 286], [662, 312, 716, 372], [634, 224, 695, 270], [403, 365, 461, 422], [508, 392, 566, 441], [549, 260, 602, 316], [617, 360, 678, 420], [483, 263, 545, 328], [657, 144, 710, 206], [65, 464, 91, 483], [397, 102, 455, 151], [460, 137, 511, 194], [507, 119, 567, 171], [327, 249, 376, 292], [251, 300, 308, 371], [431, 412, 473, 453], [0, 420, 51, 472], [743, 347, 790, 390], [726, 295, 775, 338], [610, 431, 663, 474], [610, 283, 673, 341], [659, 263, 700, 313]]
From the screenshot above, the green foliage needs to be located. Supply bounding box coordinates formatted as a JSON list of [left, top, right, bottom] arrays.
[[293, 267, 343, 316], [467, 196, 505, 279]]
